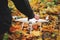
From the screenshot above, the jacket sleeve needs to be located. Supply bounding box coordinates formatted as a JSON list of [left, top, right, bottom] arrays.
[[12, 0, 34, 19]]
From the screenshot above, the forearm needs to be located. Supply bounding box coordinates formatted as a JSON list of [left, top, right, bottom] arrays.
[[12, 0, 34, 19]]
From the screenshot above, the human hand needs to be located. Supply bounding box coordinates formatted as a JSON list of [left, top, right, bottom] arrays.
[[34, 14, 40, 20]]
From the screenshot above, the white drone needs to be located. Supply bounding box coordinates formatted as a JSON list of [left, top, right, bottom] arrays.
[[12, 16, 49, 31]]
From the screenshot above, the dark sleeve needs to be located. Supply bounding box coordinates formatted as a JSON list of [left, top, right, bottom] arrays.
[[12, 0, 34, 19]]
